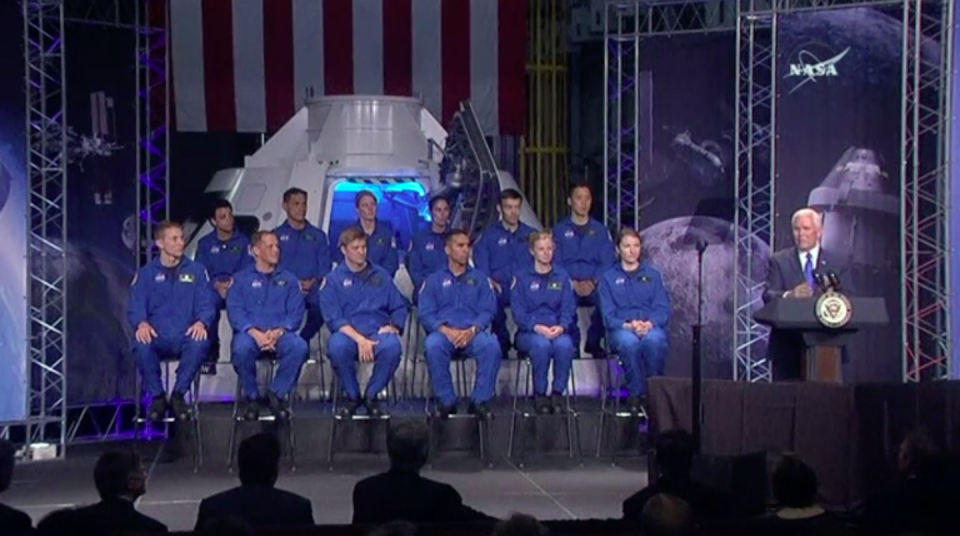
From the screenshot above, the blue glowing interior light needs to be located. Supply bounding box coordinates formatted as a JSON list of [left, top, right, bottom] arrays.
[[326, 178, 432, 253]]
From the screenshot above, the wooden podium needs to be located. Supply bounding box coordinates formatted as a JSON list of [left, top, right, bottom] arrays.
[[754, 295, 889, 384]]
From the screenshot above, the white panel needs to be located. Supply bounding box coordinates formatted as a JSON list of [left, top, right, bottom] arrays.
[[470, 0, 499, 135], [352, 0, 384, 95], [293, 0, 324, 102]]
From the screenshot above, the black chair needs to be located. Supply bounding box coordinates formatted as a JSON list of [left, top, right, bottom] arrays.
[[327, 362, 395, 467], [507, 352, 582, 467], [596, 343, 648, 464], [133, 358, 203, 472], [226, 355, 298, 471]]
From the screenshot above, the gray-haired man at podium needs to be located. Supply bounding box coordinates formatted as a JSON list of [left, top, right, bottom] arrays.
[[763, 208, 853, 381]]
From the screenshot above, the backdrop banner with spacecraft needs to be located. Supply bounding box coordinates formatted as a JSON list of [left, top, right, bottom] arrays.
[[637, 6, 904, 383], [0, 0, 28, 421]]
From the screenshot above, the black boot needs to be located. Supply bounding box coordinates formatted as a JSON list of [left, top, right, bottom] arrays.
[[243, 399, 260, 421], [267, 392, 291, 420], [433, 402, 456, 420], [468, 401, 494, 421], [365, 398, 386, 418], [337, 398, 360, 418], [550, 392, 566, 414], [534, 395, 552, 415], [169, 392, 191, 422], [147, 395, 167, 422]]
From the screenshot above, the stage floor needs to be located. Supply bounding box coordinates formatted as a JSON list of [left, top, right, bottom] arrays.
[[5, 442, 648, 530]]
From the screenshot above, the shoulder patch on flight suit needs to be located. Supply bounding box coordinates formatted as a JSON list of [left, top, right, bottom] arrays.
[[179, 273, 196, 283], [640, 275, 650, 282], [370, 276, 383, 285], [275, 278, 288, 286], [548, 281, 562, 290]]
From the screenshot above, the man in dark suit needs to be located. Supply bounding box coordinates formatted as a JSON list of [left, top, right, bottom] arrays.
[[75, 450, 167, 533], [352, 420, 495, 525], [195, 433, 313, 530], [763, 208, 852, 381], [0, 440, 33, 535]]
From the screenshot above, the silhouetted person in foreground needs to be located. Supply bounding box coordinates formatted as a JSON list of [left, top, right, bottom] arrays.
[[859, 429, 958, 532], [352, 420, 496, 524], [753, 454, 842, 530], [37, 508, 108, 536], [369, 520, 417, 536], [195, 433, 313, 530], [75, 450, 167, 533], [622, 430, 739, 526], [200, 515, 252, 536], [640, 494, 696, 536], [492, 513, 548, 536], [0, 440, 33, 535]]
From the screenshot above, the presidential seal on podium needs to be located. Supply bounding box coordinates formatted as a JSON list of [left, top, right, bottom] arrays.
[[815, 291, 853, 329]]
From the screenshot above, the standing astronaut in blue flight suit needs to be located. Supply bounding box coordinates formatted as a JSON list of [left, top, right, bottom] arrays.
[[227, 230, 310, 421], [332, 190, 399, 276], [320, 227, 409, 417], [275, 187, 331, 344], [418, 230, 502, 420], [474, 189, 536, 356], [510, 230, 577, 414], [407, 196, 452, 293], [553, 182, 617, 357], [598, 228, 671, 415], [128, 221, 215, 422], [195, 200, 253, 368]]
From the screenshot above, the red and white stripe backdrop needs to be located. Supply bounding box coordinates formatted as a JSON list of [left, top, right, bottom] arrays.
[[169, 0, 527, 135]]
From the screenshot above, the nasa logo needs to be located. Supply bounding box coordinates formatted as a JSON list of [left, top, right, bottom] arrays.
[[343, 278, 353, 287], [530, 281, 540, 291], [498, 237, 508, 246], [564, 230, 574, 238], [815, 291, 853, 329], [252, 279, 262, 288], [615, 277, 626, 285], [442, 278, 452, 287], [210, 246, 219, 254], [786, 46, 850, 94], [280, 234, 290, 241], [154, 273, 165, 282], [425, 242, 435, 251]]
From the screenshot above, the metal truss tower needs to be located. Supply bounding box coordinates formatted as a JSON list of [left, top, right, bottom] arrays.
[[603, 0, 736, 231], [733, 0, 776, 382], [13, 0, 69, 451], [134, 0, 171, 262], [901, 0, 953, 381]]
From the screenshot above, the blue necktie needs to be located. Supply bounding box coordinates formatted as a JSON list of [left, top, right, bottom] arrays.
[[804, 252, 815, 288]]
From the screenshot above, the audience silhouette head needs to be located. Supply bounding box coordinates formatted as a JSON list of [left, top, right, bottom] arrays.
[[387, 421, 430, 473], [771, 454, 818, 509], [93, 450, 146, 501], [0, 439, 14, 494], [493, 513, 549, 536], [640, 493, 695, 536], [238, 432, 281, 487], [655, 430, 695, 479], [898, 428, 940, 478]]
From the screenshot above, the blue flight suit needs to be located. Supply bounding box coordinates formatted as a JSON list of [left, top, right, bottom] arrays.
[[127, 258, 215, 398], [195, 230, 254, 359], [332, 220, 400, 276], [275, 220, 331, 342], [227, 266, 310, 400], [474, 222, 536, 353], [553, 217, 617, 354], [319, 263, 409, 401], [407, 226, 449, 292], [418, 267, 502, 405], [510, 266, 577, 396], [598, 262, 672, 397]]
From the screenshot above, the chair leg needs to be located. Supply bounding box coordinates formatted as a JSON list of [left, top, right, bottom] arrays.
[[227, 380, 241, 472], [507, 357, 524, 462], [191, 375, 203, 473], [327, 374, 340, 467]]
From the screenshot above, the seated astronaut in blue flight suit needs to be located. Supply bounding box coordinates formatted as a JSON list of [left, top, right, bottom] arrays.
[[275, 187, 332, 344], [553, 183, 617, 357], [598, 228, 672, 415], [227, 230, 310, 421], [320, 227, 409, 417], [128, 221, 215, 422], [407, 196, 452, 294], [418, 230, 502, 420], [510, 230, 577, 414], [474, 188, 536, 356], [195, 199, 253, 368], [332, 190, 399, 276]]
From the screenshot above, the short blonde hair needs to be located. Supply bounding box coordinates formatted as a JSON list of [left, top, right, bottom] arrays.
[[528, 230, 553, 249]]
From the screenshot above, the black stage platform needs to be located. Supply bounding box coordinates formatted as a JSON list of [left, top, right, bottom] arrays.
[[6, 407, 648, 530]]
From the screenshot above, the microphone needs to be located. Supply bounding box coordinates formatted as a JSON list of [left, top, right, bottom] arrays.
[[813, 271, 831, 293], [827, 271, 841, 292]]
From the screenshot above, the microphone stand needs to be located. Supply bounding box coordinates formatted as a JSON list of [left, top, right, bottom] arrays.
[[692, 239, 707, 454]]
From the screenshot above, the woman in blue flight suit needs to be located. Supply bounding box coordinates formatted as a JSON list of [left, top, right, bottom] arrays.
[[510, 230, 577, 414]]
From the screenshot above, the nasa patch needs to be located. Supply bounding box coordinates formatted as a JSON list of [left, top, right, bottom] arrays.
[[154, 273, 166, 282], [343, 278, 353, 287], [425, 242, 435, 251], [497, 237, 508, 246], [252, 279, 263, 288], [529, 281, 540, 291], [615, 277, 626, 285], [564, 230, 574, 239], [210, 246, 220, 254], [442, 278, 453, 288], [280, 234, 290, 241]]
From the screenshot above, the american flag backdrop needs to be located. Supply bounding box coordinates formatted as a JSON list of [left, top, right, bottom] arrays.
[[168, 0, 528, 135]]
